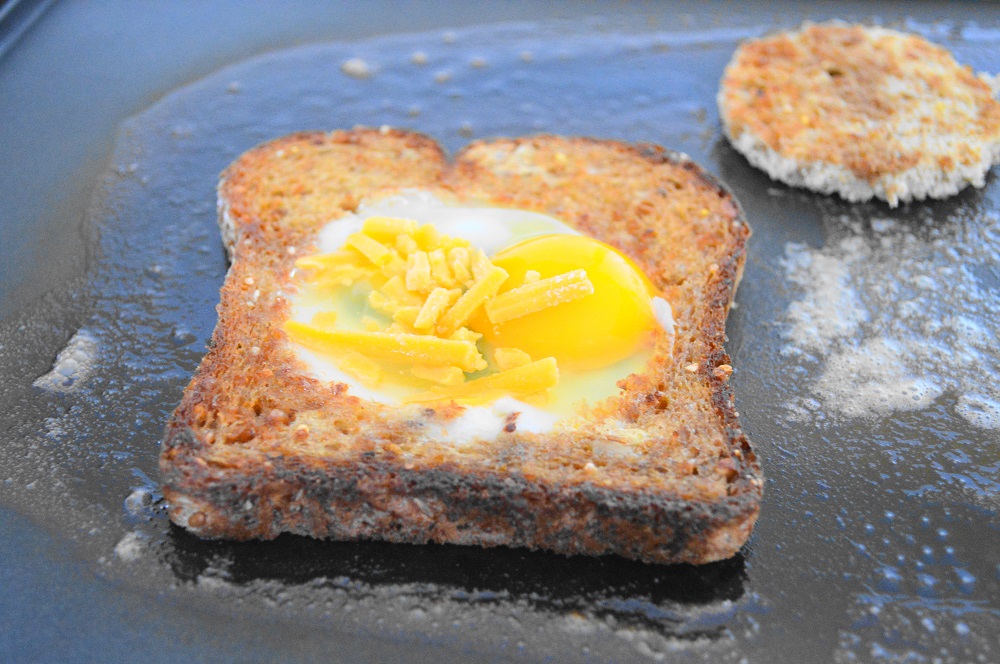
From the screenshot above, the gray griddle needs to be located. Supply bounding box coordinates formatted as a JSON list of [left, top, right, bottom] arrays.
[[1, 1, 998, 662]]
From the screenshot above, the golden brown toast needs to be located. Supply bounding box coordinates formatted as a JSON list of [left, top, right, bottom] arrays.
[[718, 22, 1000, 206], [159, 128, 761, 564]]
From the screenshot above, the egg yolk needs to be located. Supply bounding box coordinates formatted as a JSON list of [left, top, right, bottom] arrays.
[[470, 234, 656, 371]]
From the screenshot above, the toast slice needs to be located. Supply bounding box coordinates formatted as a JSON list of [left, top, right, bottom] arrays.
[[160, 128, 761, 564]]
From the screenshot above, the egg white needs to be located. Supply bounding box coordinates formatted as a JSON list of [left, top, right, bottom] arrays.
[[316, 189, 580, 256], [287, 190, 667, 435]]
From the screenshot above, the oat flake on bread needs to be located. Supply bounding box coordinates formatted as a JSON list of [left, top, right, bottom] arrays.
[[718, 21, 1000, 207]]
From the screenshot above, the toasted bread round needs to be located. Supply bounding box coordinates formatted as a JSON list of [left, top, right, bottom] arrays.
[[718, 22, 1000, 206]]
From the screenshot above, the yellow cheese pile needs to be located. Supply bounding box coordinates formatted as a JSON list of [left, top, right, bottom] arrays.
[[284, 216, 596, 405]]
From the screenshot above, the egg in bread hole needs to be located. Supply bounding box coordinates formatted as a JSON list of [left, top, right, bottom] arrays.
[[283, 191, 675, 432]]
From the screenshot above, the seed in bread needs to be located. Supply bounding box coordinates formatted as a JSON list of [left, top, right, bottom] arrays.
[[718, 22, 1000, 206], [159, 128, 761, 565]]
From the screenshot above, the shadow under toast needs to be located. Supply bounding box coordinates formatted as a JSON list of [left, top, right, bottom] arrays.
[[165, 524, 748, 635]]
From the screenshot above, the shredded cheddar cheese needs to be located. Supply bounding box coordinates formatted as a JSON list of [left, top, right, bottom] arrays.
[[338, 350, 383, 387], [405, 358, 559, 405], [484, 269, 594, 324], [494, 347, 532, 371], [284, 322, 488, 373], [286, 217, 600, 404]]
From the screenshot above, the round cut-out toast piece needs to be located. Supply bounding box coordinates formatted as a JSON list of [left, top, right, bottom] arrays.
[[718, 22, 1000, 206]]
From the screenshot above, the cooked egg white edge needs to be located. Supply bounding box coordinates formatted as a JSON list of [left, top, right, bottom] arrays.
[[652, 296, 675, 355], [317, 189, 581, 255]]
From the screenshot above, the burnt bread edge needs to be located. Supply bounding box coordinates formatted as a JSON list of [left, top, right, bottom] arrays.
[[161, 425, 759, 564]]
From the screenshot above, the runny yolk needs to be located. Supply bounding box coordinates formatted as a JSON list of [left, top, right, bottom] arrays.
[[469, 234, 657, 371]]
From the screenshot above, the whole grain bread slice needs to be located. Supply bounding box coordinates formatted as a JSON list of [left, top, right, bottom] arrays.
[[160, 127, 761, 564]]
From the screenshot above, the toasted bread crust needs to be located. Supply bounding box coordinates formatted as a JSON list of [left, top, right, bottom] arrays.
[[719, 22, 1000, 206], [161, 128, 761, 564]]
